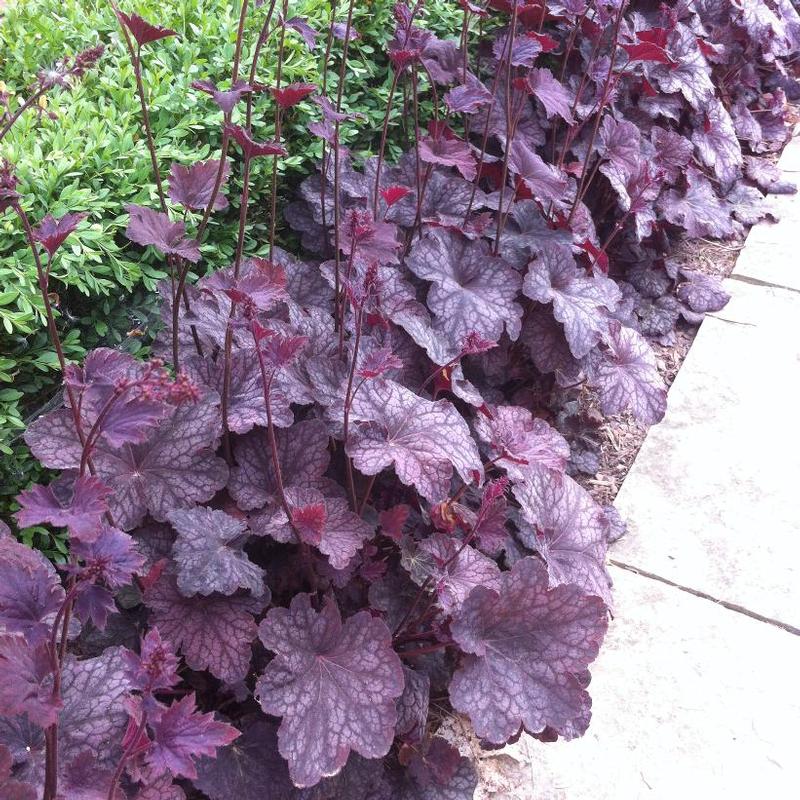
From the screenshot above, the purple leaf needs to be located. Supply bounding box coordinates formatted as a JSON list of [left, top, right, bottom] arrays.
[[596, 116, 641, 174], [32, 212, 87, 257], [474, 405, 570, 482], [285, 16, 318, 50], [193, 717, 294, 800], [251, 487, 373, 570], [513, 473, 612, 606], [418, 137, 476, 181], [125, 205, 201, 263], [523, 243, 620, 358], [0, 637, 59, 727], [396, 666, 430, 742], [184, 350, 292, 434], [124, 627, 181, 693], [648, 24, 714, 109], [256, 594, 403, 787], [676, 270, 730, 313], [507, 140, 569, 203], [338, 208, 400, 265], [14, 475, 111, 541], [585, 322, 667, 425], [444, 73, 492, 115], [229, 419, 331, 511], [449, 557, 608, 743], [651, 127, 693, 183], [117, 12, 178, 46], [0, 535, 64, 644], [417, 534, 501, 614], [224, 124, 288, 160], [167, 507, 265, 597], [146, 694, 239, 780], [0, 743, 36, 800], [145, 571, 267, 683], [70, 525, 145, 590], [168, 160, 230, 211], [524, 68, 575, 123], [406, 229, 522, 349], [191, 79, 253, 115], [692, 98, 742, 184], [348, 379, 483, 503], [659, 167, 735, 238], [330, 21, 361, 41], [392, 736, 478, 800]]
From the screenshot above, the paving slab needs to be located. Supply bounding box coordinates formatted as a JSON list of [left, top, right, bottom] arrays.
[[611, 276, 800, 626], [515, 566, 800, 799]]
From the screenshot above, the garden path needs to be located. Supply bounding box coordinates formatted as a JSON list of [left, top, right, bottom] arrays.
[[501, 134, 800, 799]]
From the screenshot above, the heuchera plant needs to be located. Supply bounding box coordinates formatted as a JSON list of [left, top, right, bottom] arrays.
[[1, 0, 798, 797]]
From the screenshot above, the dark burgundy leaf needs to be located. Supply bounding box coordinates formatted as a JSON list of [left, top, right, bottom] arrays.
[[117, 12, 178, 46], [32, 212, 87, 257], [125, 205, 201, 263], [271, 82, 317, 109], [224, 124, 288, 160], [449, 557, 608, 743], [256, 594, 403, 787], [524, 68, 574, 123], [168, 160, 230, 211]]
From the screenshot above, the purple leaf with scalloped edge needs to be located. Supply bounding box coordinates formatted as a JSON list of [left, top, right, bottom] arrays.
[[507, 140, 568, 203], [525, 68, 574, 123], [251, 487, 373, 570], [117, 12, 177, 46], [585, 322, 667, 425], [193, 716, 293, 800], [0, 637, 59, 728], [474, 405, 570, 482], [444, 73, 492, 115], [191, 79, 253, 115], [15, 475, 111, 541], [145, 571, 268, 683], [228, 419, 331, 511], [125, 205, 201, 263], [392, 736, 478, 800], [596, 116, 641, 173], [396, 666, 430, 743], [0, 743, 35, 800], [146, 693, 239, 780], [692, 98, 742, 184], [32, 212, 87, 257], [167, 507, 264, 597], [513, 473, 612, 606], [348, 379, 483, 503], [651, 127, 693, 183], [676, 270, 730, 313], [449, 557, 608, 743], [418, 137, 476, 181], [0, 536, 64, 644], [418, 535, 501, 614], [523, 243, 620, 358], [256, 594, 403, 787], [647, 24, 714, 109], [168, 160, 230, 211], [659, 167, 735, 238], [184, 350, 292, 434], [406, 229, 522, 349]]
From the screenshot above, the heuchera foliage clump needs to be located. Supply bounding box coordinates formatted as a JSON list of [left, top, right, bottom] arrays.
[[1, 0, 798, 797]]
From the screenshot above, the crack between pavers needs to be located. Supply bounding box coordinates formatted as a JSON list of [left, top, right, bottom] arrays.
[[608, 558, 800, 636], [728, 272, 800, 296]]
